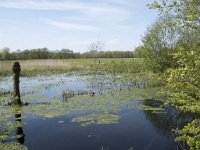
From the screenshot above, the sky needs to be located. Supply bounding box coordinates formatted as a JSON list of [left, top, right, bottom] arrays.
[[0, 0, 158, 52]]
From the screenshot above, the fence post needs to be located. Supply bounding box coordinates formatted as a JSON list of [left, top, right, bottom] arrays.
[[13, 62, 22, 105]]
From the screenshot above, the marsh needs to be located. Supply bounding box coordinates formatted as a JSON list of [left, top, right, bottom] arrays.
[[0, 73, 194, 150]]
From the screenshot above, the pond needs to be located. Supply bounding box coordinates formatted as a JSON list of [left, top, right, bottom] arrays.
[[0, 73, 195, 150]]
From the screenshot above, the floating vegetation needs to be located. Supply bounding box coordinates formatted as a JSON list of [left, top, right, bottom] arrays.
[[0, 105, 26, 144], [20, 87, 161, 120], [58, 120, 65, 124], [137, 105, 164, 112], [71, 113, 120, 126], [0, 73, 164, 149], [0, 142, 28, 150]]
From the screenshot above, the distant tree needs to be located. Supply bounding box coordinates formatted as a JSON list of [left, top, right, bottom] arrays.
[[1, 47, 10, 60], [88, 41, 105, 51]]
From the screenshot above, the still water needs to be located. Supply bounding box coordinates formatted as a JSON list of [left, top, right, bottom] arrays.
[[0, 73, 193, 150]]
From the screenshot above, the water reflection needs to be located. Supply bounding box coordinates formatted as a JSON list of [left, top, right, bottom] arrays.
[[14, 106, 25, 145], [142, 99, 199, 149], [143, 99, 198, 135]]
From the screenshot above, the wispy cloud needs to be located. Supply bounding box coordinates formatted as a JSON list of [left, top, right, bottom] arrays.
[[0, 0, 156, 51], [0, 0, 132, 28], [0, 0, 125, 14], [47, 20, 98, 31]]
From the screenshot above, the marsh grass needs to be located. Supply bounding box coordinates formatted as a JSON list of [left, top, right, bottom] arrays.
[[0, 58, 147, 76]]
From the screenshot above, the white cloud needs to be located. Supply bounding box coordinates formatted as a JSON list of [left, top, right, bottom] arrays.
[[0, 0, 132, 30], [47, 20, 98, 31]]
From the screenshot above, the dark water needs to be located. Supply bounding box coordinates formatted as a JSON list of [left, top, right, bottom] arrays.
[[22, 107, 176, 150], [0, 74, 194, 150]]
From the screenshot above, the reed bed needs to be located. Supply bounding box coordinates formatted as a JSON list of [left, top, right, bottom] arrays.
[[0, 58, 147, 76]]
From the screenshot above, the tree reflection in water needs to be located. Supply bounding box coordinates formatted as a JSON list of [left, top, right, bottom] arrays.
[[142, 99, 199, 149]]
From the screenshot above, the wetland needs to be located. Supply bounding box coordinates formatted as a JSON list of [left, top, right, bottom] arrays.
[[0, 65, 196, 150]]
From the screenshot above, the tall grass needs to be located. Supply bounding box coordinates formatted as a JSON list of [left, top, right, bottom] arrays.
[[0, 58, 148, 76]]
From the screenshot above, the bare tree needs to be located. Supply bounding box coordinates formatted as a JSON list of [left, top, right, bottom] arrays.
[[88, 41, 105, 52]]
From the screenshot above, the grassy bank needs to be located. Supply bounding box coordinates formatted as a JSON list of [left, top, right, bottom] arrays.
[[0, 58, 147, 76]]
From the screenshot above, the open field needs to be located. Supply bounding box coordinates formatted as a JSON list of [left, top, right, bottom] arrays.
[[0, 58, 147, 76]]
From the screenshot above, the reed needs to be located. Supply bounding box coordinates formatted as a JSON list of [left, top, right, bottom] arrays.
[[0, 58, 148, 76]]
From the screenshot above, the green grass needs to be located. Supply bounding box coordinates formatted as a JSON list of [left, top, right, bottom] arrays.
[[0, 58, 147, 76]]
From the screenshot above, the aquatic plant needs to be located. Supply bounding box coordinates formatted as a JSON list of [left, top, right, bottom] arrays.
[[0, 142, 28, 150], [71, 113, 120, 126], [0, 73, 164, 148]]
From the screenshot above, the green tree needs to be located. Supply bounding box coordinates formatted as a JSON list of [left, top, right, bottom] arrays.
[[149, 0, 200, 149], [142, 14, 180, 72], [1, 47, 10, 60], [134, 46, 146, 58], [164, 48, 200, 150]]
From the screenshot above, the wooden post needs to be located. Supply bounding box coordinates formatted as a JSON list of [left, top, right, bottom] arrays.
[[13, 62, 22, 105]]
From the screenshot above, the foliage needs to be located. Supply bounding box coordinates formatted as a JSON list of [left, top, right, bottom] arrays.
[[0, 48, 10, 60], [148, 0, 200, 30], [175, 119, 200, 150], [148, 1, 200, 149], [164, 48, 200, 113], [157, 46, 200, 149], [133, 46, 146, 58], [161, 48, 200, 148], [141, 14, 180, 72]]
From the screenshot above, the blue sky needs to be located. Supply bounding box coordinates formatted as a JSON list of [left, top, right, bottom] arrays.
[[0, 0, 158, 52]]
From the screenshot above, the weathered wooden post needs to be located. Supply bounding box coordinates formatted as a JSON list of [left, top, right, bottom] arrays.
[[13, 62, 22, 105]]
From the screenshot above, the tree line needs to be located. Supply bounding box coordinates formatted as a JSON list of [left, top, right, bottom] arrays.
[[0, 48, 134, 60]]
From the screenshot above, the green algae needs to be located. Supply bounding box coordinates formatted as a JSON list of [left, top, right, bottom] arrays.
[[0, 142, 28, 150], [58, 120, 65, 124], [71, 113, 120, 126], [0, 87, 162, 122]]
